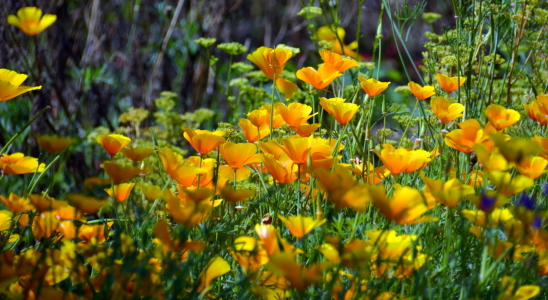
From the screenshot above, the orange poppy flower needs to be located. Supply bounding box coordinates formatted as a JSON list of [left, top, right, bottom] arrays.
[[0, 152, 45, 175], [247, 108, 268, 127], [197, 257, 230, 292], [278, 215, 326, 238], [105, 183, 135, 202], [358, 77, 390, 97], [319, 49, 357, 72], [473, 143, 511, 173], [346, 159, 390, 184], [78, 223, 112, 244], [532, 136, 548, 160], [436, 73, 466, 93], [65, 193, 106, 214], [163, 190, 212, 227], [408, 81, 435, 100], [485, 104, 520, 130], [7, 7, 57, 36], [220, 142, 262, 169], [102, 161, 146, 184], [247, 47, 293, 80], [275, 78, 298, 99], [368, 185, 429, 224], [296, 64, 342, 90], [293, 124, 321, 137], [268, 253, 329, 290], [275, 102, 317, 127], [121, 147, 154, 162], [525, 101, 548, 125], [258, 140, 285, 159], [158, 147, 208, 187], [515, 156, 548, 179], [280, 137, 311, 165], [324, 102, 359, 125], [182, 128, 226, 155], [32, 211, 60, 240], [374, 144, 431, 175], [239, 118, 270, 142], [97, 134, 131, 155], [0, 193, 34, 213], [261, 153, 297, 184], [444, 119, 485, 154], [314, 165, 371, 211], [220, 187, 256, 203], [319, 97, 346, 114], [316, 26, 359, 59], [430, 96, 465, 123], [35, 135, 76, 153], [260, 104, 286, 128], [27, 194, 67, 212]]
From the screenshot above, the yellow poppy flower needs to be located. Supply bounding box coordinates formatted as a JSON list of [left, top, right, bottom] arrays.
[[104, 183, 135, 202], [0, 152, 45, 175], [275, 102, 317, 127], [368, 185, 429, 224], [436, 73, 466, 93], [182, 128, 226, 155], [316, 26, 359, 59], [358, 77, 390, 97], [65, 193, 106, 214], [7, 7, 56, 36], [296, 64, 342, 90], [374, 144, 431, 175], [247, 47, 292, 80], [408, 81, 435, 100], [275, 78, 298, 99], [35, 135, 76, 153], [121, 147, 154, 162], [430, 96, 464, 123], [319, 49, 357, 72], [219, 142, 262, 169], [278, 215, 326, 238], [485, 104, 520, 130]]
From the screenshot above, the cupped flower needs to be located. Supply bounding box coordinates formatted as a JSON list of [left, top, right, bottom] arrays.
[[7, 7, 57, 36], [444, 119, 485, 154], [36, 135, 76, 153], [319, 50, 357, 72], [358, 77, 390, 97], [121, 147, 154, 162], [374, 144, 431, 175], [319, 97, 346, 114], [239, 118, 270, 142], [0, 69, 42, 102], [0, 153, 45, 175], [278, 215, 326, 238], [430, 96, 464, 123], [408, 81, 435, 100], [247, 47, 292, 80], [182, 128, 226, 155], [368, 185, 429, 224], [485, 104, 520, 130], [275, 102, 317, 128], [296, 64, 342, 90], [220, 142, 262, 169], [97, 134, 131, 155], [104, 183, 135, 202], [324, 102, 359, 125], [436, 73, 466, 93], [275, 78, 299, 99]]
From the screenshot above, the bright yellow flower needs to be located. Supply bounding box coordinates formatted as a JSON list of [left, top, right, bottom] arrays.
[[319, 97, 346, 114], [408, 81, 435, 100], [368, 185, 429, 224], [65, 193, 106, 214], [473, 143, 511, 173], [247, 47, 292, 80], [220, 142, 262, 169], [278, 215, 326, 238], [292, 123, 321, 137], [421, 176, 475, 207], [120, 147, 154, 162], [275, 102, 317, 127], [104, 183, 135, 202], [485, 104, 520, 130], [319, 49, 358, 72], [239, 118, 270, 142], [444, 119, 486, 154], [182, 128, 226, 155], [358, 77, 390, 97], [0, 69, 42, 102], [531, 136, 548, 160], [316, 26, 359, 59], [275, 78, 298, 99], [436, 73, 466, 93], [515, 156, 548, 179], [0, 153, 45, 175], [198, 256, 230, 293], [7, 7, 56, 36], [102, 161, 147, 184], [261, 153, 297, 184], [374, 144, 431, 175], [97, 134, 131, 155], [324, 102, 359, 125], [296, 64, 342, 90], [430, 96, 464, 123], [488, 171, 534, 196]]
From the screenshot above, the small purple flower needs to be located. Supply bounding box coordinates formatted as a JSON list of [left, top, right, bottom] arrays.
[[533, 214, 542, 230], [480, 191, 497, 212], [517, 193, 535, 210], [543, 182, 548, 196]]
